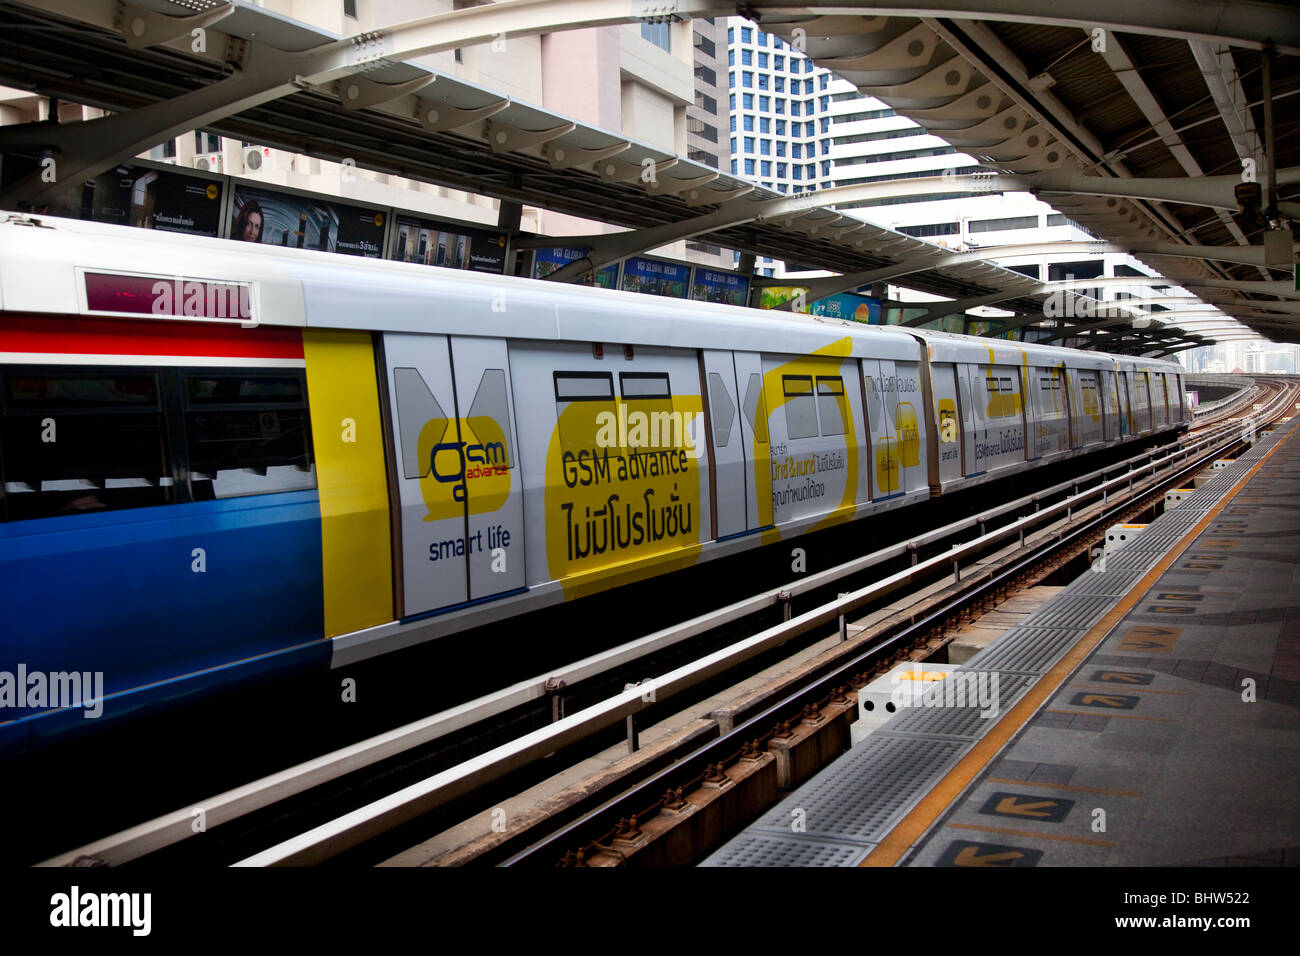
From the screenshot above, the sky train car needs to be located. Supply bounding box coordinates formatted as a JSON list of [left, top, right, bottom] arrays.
[[0, 214, 1190, 750]]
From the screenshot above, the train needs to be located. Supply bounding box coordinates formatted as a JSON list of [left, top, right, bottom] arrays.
[[0, 213, 1190, 751]]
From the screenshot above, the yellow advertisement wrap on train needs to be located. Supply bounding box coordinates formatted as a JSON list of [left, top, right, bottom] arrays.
[[419, 414, 512, 521], [758, 338, 860, 539], [544, 393, 706, 598]]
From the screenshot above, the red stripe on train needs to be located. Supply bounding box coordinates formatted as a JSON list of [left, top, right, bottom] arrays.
[[0, 315, 304, 359]]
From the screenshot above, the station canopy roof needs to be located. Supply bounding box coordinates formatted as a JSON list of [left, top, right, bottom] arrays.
[[1, 0, 1297, 353]]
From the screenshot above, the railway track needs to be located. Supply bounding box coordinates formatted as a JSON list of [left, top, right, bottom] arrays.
[[39, 376, 1296, 868]]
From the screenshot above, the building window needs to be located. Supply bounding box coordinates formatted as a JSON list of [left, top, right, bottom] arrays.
[[758, 31, 767, 47], [743, 114, 754, 131], [741, 26, 752, 43], [774, 55, 785, 71], [897, 222, 961, 238], [759, 117, 770, 133], [759, 95, 770, 112], [194, 131, 220, 154], [758, 74, 768, 90], [744, 158, 755, 175], [820, 74, 829, 90], [744, 137, 755, 153], [793, 166, 802, 180], [775, 120, 786, 136], [758, 52, 768, 68], [729, 93, 736, 110], [968, 215, 1040, 233], [729, 71, 735, 89], [820, 118, 830, 133], [821, 160, 831, 176], [730, 136, 737, 154], [729, 115, 737, 132], [344, 0, 357, 18], [743, 71, 753, 87], [729, 49, 735, 66], [743, 93, 753, 109], [761, 161, 772, 176], [760, 139, 770, 155], [775, 76, 785, 93], [775, 98, 785, 114], [776, 141, 786, 157], [806, 79, 815, 95], [792, 143, 802, 159], [728, 26, 734, 43], [731, 159, 738, 174], [741, 49, 752, 66], [777, 162, 787, 177], [773, 36, 782, 49], [791, 100, 800, 116], [149, 139, 178, 160], [641, 20, 671, 52]]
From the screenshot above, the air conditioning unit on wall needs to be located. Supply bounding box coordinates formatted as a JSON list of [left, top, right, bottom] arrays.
[[193, 154, 222, 173], [244, 146, 271, 174]]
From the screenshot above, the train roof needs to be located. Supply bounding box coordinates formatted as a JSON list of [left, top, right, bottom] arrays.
[[0, 213, 1182, 374]]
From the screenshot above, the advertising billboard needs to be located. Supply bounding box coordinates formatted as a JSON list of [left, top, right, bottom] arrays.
[[229, 184, 385, 257], [532, 247, 618, 288], [620, 256, 690, 298], [691, 268, 750, 306], [393, 216, 509, 274], [65, 163, 225, 237]]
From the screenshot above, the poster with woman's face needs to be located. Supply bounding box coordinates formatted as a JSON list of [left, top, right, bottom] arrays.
[[229, 185, 384, 257]]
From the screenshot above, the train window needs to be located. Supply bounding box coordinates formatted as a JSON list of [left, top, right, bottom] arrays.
[[742, 373, 769, 444], [1, 368, 173, 521], [466, 369, 513, 469], [707, 372, 735, 448], [863, 373, 882, 428], [393, 367, 450, 480], [184, 371, 314, 499], [554, 371, 615, 453], [782, 375, 818, 439], [619, 372, 671, 400], [554, 372, 614, 402], [816, 376, 846, 436]]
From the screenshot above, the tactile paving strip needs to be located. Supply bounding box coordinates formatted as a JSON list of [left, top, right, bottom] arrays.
[[735, 734, 968, 842], [961, 626, 1085, 675], [1020, 592, 1116, 630], [701, 832, 869, 867], [1069, 567, 1149, 596]]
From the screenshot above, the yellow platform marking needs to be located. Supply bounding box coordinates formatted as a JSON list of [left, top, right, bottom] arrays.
[[987, 779, 1140, 797], [1117, 625, 1181, 653], [860, 429, 1293, 867], [947, 823, 1114, 847]]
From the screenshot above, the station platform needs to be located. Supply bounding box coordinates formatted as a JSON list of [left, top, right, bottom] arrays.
[[703, 417, 1300, 867]]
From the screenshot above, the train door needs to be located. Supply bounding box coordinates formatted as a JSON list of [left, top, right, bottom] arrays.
[[1101, 370, 1117, 440], [383, 333, 525, 617], [450, 336, 525, 601], [893, 360, 926, 494], [959, 363, 982, 475], [763, 353, 863, 523], [1152, 373, 1169, 428], [930, 362, 963, 487], [385, 334, 468, 616], [861, 359, 899, 497], [1076, 369, 1103, 446], [703, 350, 747, 537], [1134, 372, 1152, 433], [733, 351, 771, 530]]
